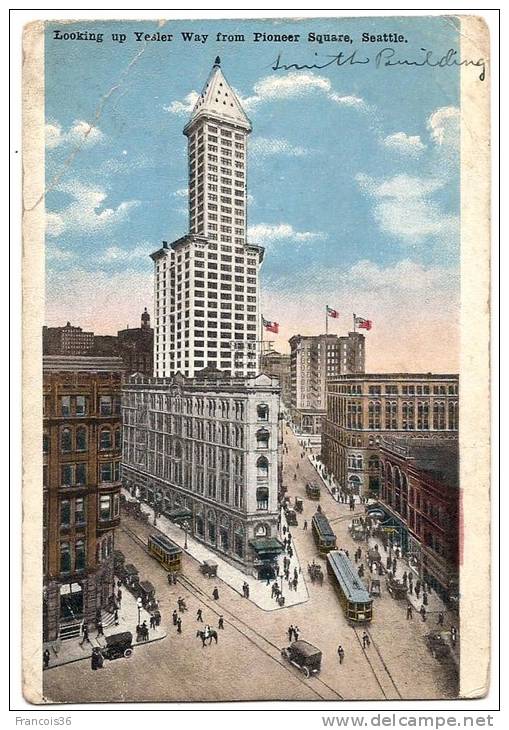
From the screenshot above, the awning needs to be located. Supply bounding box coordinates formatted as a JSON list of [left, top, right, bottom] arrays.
[[249, 537, 284, 556]]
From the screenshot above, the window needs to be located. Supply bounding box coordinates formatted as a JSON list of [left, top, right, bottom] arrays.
[[60, 464, 73, 487], [256, 428, 269, 449], [234, 524, 244, 557], [76, 463, 87, 485], [100, 428, 112, 450], [75, 497, 86, 525], [99, 462, 113, 482], [256, 456, 269, 480], [256, 487, 269, 510], [99, 396, 112, 416], [75, 540, 86, 571], [60, 499, 71, 527], [207, 510, 216, 544], [61, 396, 71, 417], [76, 396, 86, 416], [60, 427, 72, 453], [257, 403, 269, 421], [43, 433, 50, 454], [99, 495, 111, 521], [76, 426, 87, 451], [59, 542, 71, 573]]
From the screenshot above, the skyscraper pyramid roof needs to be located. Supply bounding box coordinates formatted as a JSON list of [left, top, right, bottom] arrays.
[[184, 57, 252, 134]]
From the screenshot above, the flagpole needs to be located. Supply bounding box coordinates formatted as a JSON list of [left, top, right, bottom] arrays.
[[353, 313, 356, 333], [325, 306, 328, 336], [260, 313, 264, 373]]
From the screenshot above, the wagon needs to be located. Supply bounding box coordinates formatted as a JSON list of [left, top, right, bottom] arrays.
[[294, 497, 304, 513], [349, 519, 367, 542], [138, 580, 156, 607], [367, 548, 382, 564], [424, 631, 454, 662], [285, 508, 298, 526], [369, 578, 381, 597], [200, 559, 218, 578], [307, 562, 324, 585], [281, 640, 322, 678], [386, 575, 408, 599], [102, 631, 134, 661], [305, 483, 321, 500]]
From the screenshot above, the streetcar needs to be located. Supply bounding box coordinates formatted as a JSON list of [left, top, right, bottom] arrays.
[[148, 533, 182, 573], [311, 511, 337, 554], [327, 550, 373, 624]]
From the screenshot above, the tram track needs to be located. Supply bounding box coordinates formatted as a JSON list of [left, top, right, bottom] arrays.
[[120, 523, 344, 702], [352, 626, 402, 700]]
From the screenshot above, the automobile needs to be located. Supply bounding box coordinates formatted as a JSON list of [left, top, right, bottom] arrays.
[[101, 631, 134, 661], [281, 640, 322, 678], [424, 631, 454, 662], [200, 559, 218, 578]]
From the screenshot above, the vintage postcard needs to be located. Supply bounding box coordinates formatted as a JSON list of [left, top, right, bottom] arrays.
[[22, 15, 490, 704]]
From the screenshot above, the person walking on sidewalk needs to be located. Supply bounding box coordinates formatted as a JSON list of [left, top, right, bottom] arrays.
[[176, 616, 182, 634], [337, 645, 345, 664], [218, 615, 224, 630], [420, 605, 427, 622], [406, 605, 413, 620], [303, 520, 308, 530], [80, 623, 91, 646], [43, 649, 50, 669]]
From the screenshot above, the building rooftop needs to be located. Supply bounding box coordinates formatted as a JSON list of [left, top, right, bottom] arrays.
[[328, 373, 459, 381], [381, 437, 459, 488], [183, 57, 252, 134], [43, 355, 124, 373]]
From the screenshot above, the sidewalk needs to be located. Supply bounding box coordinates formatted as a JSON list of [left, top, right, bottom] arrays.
[[43, 585, 167, 670], [124, 489, 308, 611], [308, 453, 365, 506]]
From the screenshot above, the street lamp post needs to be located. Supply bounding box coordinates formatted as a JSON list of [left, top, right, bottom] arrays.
[[136, 597, 142, 626], [183, 520, 189, 550]]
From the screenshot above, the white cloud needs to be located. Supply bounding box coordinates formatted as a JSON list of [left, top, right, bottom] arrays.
[[45, 120, 104, 149], [163, 91, 199, 115], [261, 258, 459, 372], [173, 187, 189, 198], [46, 181, 140, 238], [45, 243, 72, 261], [248, 223, 326, 245], [250, 137, 307, 157], [427, 106, 460, 147], [356, 173, 458, 247], [165, 72, 367, 116], [98, 243, 151, 263], [382, 132, 426, 156]]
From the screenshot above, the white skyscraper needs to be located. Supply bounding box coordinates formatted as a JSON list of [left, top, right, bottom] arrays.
[[152, 58, 263, 378]]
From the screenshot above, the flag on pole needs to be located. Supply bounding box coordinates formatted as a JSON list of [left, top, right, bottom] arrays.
[[326, 306, 339, 319], [354, 315, 373, 331], [262, 317, 279, 334]]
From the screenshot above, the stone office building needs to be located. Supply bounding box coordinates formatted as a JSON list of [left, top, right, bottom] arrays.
[[289, 332, 365, 434], [378, 437, 459, 603], [43, 356, 123, 641], [321, 373, 459, 498], [121, 371, 283, 578]]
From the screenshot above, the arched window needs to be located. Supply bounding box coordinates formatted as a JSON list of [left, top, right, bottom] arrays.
[[75, 540, 86, 571], [448, 401, 458, 430], [60, 427, 72, 453], [100, 427, 112, 450], [76, 426, 87, 452], [433, 401, 446, 430], [256, 487, 269, 510], [256, 428, 270, 449], [257, 403, 269, 421], [195, 514, 204, 537], [219, 515, 230, 551], [256, 456, 269, 480], [369, 455, 379, 472]]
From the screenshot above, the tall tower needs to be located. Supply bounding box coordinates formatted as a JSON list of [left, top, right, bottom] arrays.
[[151, 58, 263, 378]]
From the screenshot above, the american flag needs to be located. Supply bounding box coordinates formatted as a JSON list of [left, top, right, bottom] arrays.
[[262, 317, 279, 334]]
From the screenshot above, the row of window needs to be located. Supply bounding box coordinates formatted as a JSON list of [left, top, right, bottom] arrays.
[[45, 395, 121, 418], [44, 425, 122, 455], [52, 461, 121, 487]]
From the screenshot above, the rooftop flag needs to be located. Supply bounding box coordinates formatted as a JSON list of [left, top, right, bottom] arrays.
[[262, 317, 279, 334], [354, 315, 373, 331], [326, 306, 339, 319]]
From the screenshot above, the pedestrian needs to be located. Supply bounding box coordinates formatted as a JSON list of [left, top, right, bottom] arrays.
[[150, 613, 156, 630], [218, 615, 224, 630], [294, 626, 300, 641], [406, 605, 413, 620], [358, 565, 364, 578], [117, 588, 122, 604], [386, 556, 392, 570], [43, 649, 50, 669], [362, 632, 370, 649], [337, 645, 345, 664], [437, 611, 444, 626], [176, 616, 182, 634], [450, 626, 457, 647], [287, 625, 294, 642], [213, 587, 219, 600], [114, 608, 119, 626], [422, 591, 428, 606], [420, 605, 427, 622], [292, 577, 298, 591], [294, 567, 298, 581], [245, 583, 250, 599], [172, 609, 178, 626], [196, 608, 203, 622], [79, 623, 90, 646], [96, 620, 104, 637]]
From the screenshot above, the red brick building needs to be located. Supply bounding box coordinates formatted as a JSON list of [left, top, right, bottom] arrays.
[[378, 437, 459, 603], [43, 356, 123, 641]]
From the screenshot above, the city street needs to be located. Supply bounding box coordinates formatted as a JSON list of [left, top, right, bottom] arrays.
[[43, 426, 458, 703]]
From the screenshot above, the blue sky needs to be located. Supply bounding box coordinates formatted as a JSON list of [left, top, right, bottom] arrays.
[[44, 17, 462, 371]]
